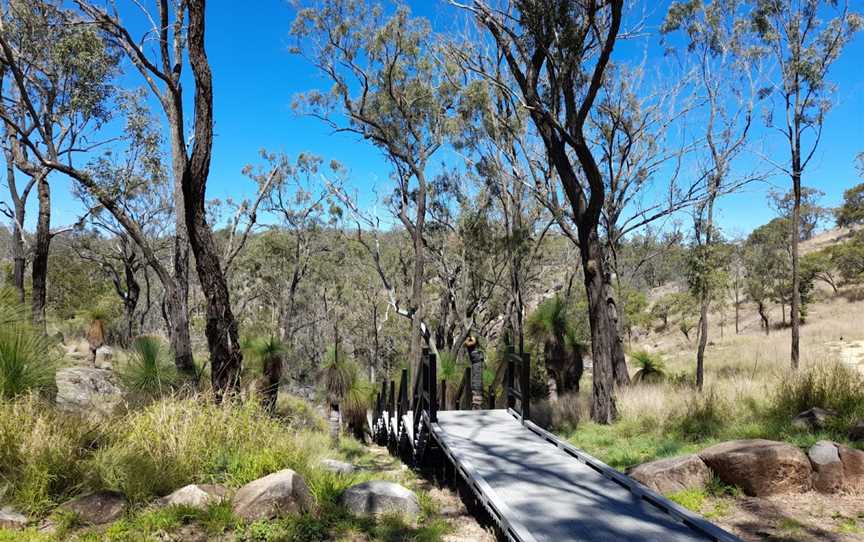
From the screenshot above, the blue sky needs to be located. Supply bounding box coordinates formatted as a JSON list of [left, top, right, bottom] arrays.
[[17, 0, 864, 238]]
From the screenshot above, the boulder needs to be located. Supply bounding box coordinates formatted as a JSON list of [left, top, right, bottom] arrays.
[[57, 491, 126, 525], [808, 441, 843, 494], [628, 454, 711, 495], [838, 445, 864, 491], [699, 439, 812, 496], [231, 469, 312, 521], [792, 407, 837, 431], [340, 480, 420, 519], [320, 459, 355, 475], [156, 484, 227, 510], [55, 367, 124, 419], [0, 507, 27, 530], [95, 346, 114, 369], [849, 421, 864, 442]]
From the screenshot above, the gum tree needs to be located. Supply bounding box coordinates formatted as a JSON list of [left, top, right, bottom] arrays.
[[291, 0, 459, 377], [749, 0, 862, 369], [457, 0, 625, 422]]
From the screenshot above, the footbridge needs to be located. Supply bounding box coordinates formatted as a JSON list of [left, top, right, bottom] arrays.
[[369, 348, 741, 542]]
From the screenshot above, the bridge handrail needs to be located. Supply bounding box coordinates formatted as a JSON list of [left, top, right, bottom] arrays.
[[453, 366, 471, 410], [505, 346, 530, 423]]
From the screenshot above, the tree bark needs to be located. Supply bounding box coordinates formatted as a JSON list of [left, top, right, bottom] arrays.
[[790, 149, 801, 370], [5, 156, 27, 304], [580, 229, 619, 424], [185, 0, 243, 398], [31, 172, 50, 332]]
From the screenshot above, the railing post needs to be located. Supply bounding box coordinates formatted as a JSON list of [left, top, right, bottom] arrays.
[[439, 378, 447, 412], [429, 352, 437, 423], [506, 345, 516, 411], [388, 379, 395, 416], [521, 352, 531, 421], [397, 368, 408, 431], [460, 367, 470, 409]]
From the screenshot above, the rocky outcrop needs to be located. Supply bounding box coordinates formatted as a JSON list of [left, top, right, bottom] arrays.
[[156, 484, 227, 510], [231, 469, 312, 521], [791, 407, 837, 431], [628, 454, 711, 494], [340, 480, 420, 519], [699, 439, 812, 496], [0, 507, 27, 530], [319, 459, 355, 475], [808, 441, 844, 494], [57, 491, 126, 525], [55, 367, 124, 419]]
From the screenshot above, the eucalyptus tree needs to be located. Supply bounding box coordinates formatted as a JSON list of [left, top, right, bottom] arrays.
[[0, 0, 116, 330], [75, 0, 243, 394], [291, 0, 460, 376], [71, 91, 172, 346], [457, 0, 625, 423], [0, 121, 32, 304], [663, 0, 762, 390], [749, 0, 862, 369]]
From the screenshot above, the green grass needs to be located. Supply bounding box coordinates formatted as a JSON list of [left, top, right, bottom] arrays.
[[563, 363, 864, 471]]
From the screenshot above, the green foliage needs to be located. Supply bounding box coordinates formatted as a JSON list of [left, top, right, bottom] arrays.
[[830, 230, 864, 284], [91, 396, 329, 503], [0, 395, 97, 516], [117, 336, 177, 399], [744, 217, 815, 319], [836, 182, 864, 227]]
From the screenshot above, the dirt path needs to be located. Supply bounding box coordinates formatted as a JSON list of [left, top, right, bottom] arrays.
[[362, 445, 496, 542]]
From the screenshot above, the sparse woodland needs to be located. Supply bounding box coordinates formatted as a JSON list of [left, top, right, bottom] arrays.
[[0, 0, 863, 541]]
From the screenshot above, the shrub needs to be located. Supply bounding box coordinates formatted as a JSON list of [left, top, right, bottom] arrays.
[[275, 394, 327, 432], [0, 395, 99, 516], [90, 396, 329, 503], [117, 336, 177, 400]]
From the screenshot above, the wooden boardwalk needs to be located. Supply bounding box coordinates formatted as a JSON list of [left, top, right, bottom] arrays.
[[371, 350, 742, 542]]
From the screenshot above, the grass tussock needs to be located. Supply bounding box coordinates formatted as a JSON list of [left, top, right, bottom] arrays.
[[0, 395, 98, 516], [768, 362, 864, 430], [91, 395, 331, 503], [565, 359, 864, 470]]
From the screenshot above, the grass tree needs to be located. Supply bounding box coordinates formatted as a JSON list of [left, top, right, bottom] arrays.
[[245, 335, 288, 413], [0, 289, 56, 398], [119, 335, 177, 400], [321, 345, 356, 445], [526, 296, 584, 402]]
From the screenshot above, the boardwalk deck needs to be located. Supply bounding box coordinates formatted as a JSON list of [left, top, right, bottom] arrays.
[[432, 409, 737, 542]]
